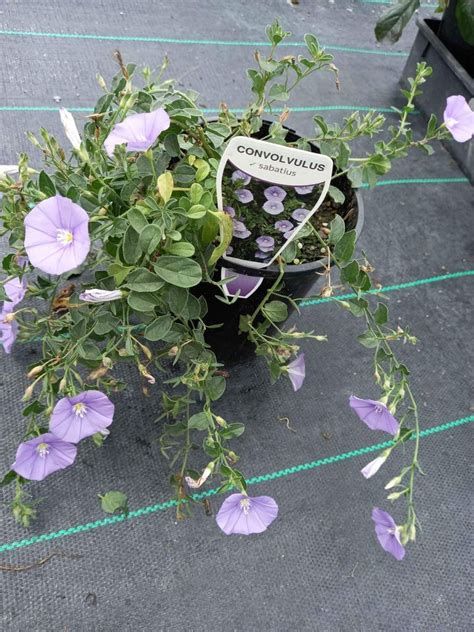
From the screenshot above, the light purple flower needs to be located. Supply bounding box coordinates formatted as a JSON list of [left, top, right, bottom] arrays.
[[11, 432, 77, 481], [275, 220, 293, 233], [361, 455, 387, 479], [292, 208, 310, 223], [372, 508, 406, 560], [223, 205, 236, 218], [104, 108, 170, 156], [216, 493, 278, 535], [287, 353, 305, 391], [24, 195, 90, 275], [256, 235, 275, 253], [284, 228, 297, 240], [79, 289, 123, 303], [349, 396, 399, 436], [49, 390, 115, 443], [235, 189, 254, 204], [263, 200, 284, 216], [225, 246, 234, 255], [255, 251, 270, 260], [0, 305, 17, 354], [294, 185, 314, 195], [443, 95, 474, 143], [222, 268, 263, 298], [3, 276, 26, 307], [264, 185, 286, 202], [231, 170, 251, 185], [232, 219, 251, 239]]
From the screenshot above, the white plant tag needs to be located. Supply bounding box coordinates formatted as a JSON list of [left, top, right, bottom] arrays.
[[217, 136, 333, 298]]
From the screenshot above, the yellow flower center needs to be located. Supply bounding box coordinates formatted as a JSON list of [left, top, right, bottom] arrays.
[[56, 229, 74, 245], [240, 497, 251, 515], [36, 442, 50, 457], [73, 402, 87, 418]]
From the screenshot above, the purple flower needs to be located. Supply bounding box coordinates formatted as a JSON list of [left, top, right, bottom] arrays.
[[372, 508, 406, 561], [24, 195, 90, 275], [443, 95, 474, 143], [232, 219, 251, 239], [231, 170, 251, 185], [256, 235, 275, 253], [11, 432, 77, 481], [0, 305, 17, 354], [222, 268, 263, 298], [275, 220, 293, 233], [264, 185, 286, 202], [3, 276, 26, 307], [255, 250, 270, 260], [349, 396, 399, 436], [284, 228, 297, 240], [104, 108, 170, 156], [361, 455, 387, 479], [225, 246, 234, 255], [287, 353, 305, 391], [216, 493, 278, 535], [235, 189, 254, 204], [292, 208, 310, 223], [79, 289, 123, 303], [262, 200, 284, 216], [294, 185, 314, 195], [223, 205, 236, 218], [49, 390, 115, 443]]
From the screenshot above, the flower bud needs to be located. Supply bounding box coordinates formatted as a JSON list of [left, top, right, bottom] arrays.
[[59, 108, 82, 150], [320, 286, 332, 298], [168, 345, 179, 357], [215, 416, 227, 427], [386, 490, 406, 500], [0, 165, 19, 180], [27, 365, 44, 378], [184, 462, 215, 489], [138, 364, 156, 384], [22, 384, 35, 402], [384, 475, 403, 490], [96, 74, 107, 90], [87, 366, 108, 381], [79, 289, 124, 304], [58, 376, 68, 392]]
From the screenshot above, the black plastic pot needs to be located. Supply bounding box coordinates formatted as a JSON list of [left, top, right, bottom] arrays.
[[196, 123, 365, 363], [401, 18, 474, 183], [437, 0, 473, 76]]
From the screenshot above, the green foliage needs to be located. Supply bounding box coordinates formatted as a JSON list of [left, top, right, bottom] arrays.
[[100, 491, 129, 515]]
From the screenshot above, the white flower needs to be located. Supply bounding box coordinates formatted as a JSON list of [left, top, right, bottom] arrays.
[[0, 165, 19, 180], [59, 108, 82, 150], [79, 289, 123, 303], [360, 455, 387, 479], [185, 464, 214, 489]]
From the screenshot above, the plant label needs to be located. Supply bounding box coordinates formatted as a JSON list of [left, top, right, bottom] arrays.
[[216, 136, 333, 298]]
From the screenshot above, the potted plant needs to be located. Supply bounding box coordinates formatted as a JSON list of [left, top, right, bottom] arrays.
[[375, 0, 474, 181], [1, 21, 471, 558]]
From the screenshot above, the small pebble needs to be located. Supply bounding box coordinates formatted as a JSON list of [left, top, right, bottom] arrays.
[[53, 95, 62, 103]]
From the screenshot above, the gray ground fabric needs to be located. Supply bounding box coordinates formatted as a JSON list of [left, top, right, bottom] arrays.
[[0, 1, 473, 631]]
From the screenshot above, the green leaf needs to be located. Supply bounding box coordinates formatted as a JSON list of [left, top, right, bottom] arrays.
[[157, 171, 174, 203], [108, 262, 133, 285], [268, 84, 290, 102], [189, 182, 203, 204], [144, 315, 174, 341], [219, 423, 246, 439], [456, 0, 474, 45], [165, 241, 195, 257], [127, 291, 159, 312], [334, 230, 356, 262], [167, 286, 188, 314], [187, 204, 207, 219], [375, 0, 420, 43], [127, 208, 148, 233], [154, 256, 202, 288], [357, 330, 380, 348], [126, 268, 164, 292], [188, 412, 210, 431], [262, 300, 288, 323], [123, 226, 141, 264], [38, 171, 56, 196], [139, 224, 162, 255], [94, 313, 120, 335], [328, 186, 345, 205], [163, 133, 180, 157], [206, 376, 226, 401], [78, 340, 102, 361], [208, 211, 233, 266], [328, 215, 345, 245], [374, 302, 389, 325], [340, 260, 359, 284], [0, 470, 18, 487], [100, 491, 129, 515]]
